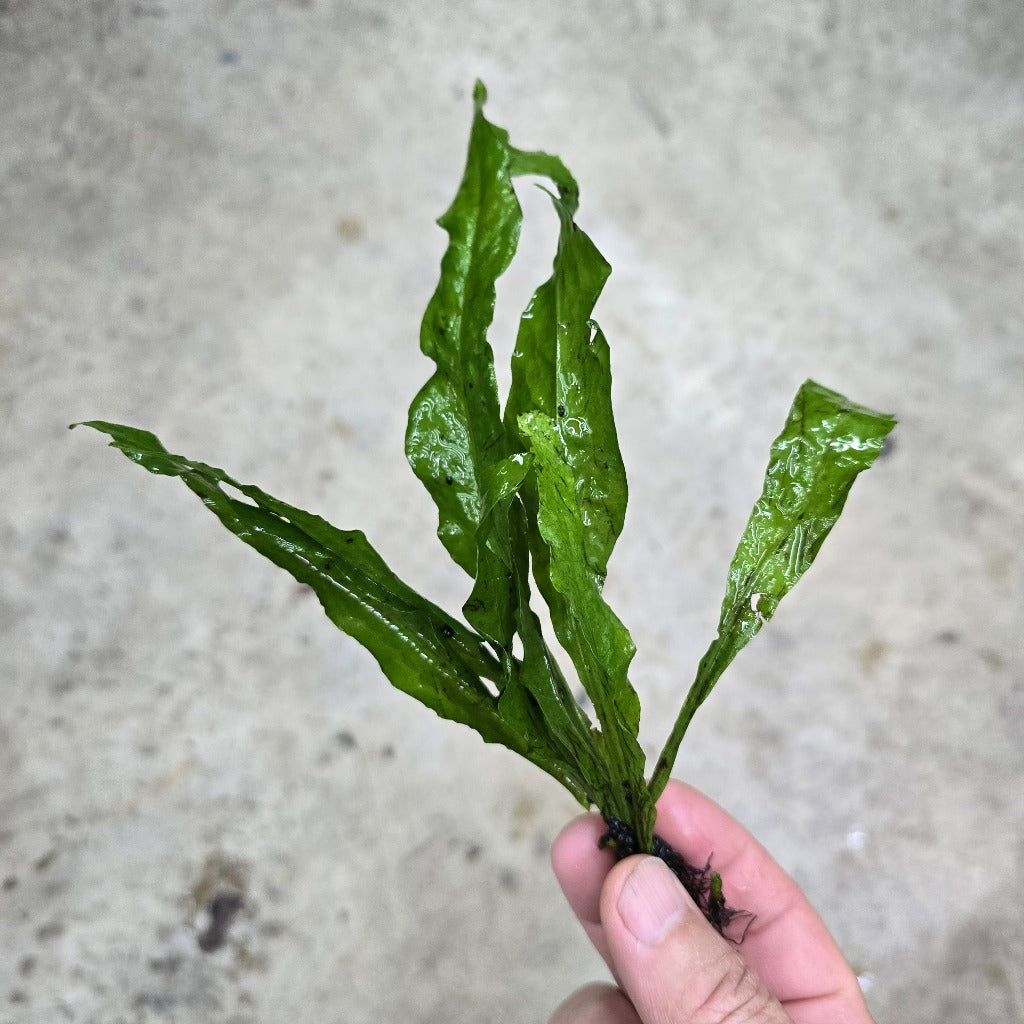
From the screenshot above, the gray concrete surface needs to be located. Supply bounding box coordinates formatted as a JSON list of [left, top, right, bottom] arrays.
[[2, 2, 1022, 1021]]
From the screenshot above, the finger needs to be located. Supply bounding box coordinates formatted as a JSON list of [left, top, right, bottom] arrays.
[[601, 855, 792, 1024], [650, 782, 869, 1015], [551, 811, 619, 970], [550, 784, 873, 1023], [548, 982, 641, 1024]]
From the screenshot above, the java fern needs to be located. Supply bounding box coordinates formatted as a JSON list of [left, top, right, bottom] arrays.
[[75, 82, 895, 934]]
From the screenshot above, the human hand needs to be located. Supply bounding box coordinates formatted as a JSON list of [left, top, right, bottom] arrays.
[[549, 781, 875, 1024]]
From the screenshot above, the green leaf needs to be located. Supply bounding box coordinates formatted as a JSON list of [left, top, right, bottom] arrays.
[[402, 88, 621, 814], [648, 381, 897, 800], [500, 183, 650, 840], [520, 411, 653, 843], [505, 193, 627, 582], [508, 147, 579, 215], [73, 421, 587, 798], [405, 84, 526, 577]]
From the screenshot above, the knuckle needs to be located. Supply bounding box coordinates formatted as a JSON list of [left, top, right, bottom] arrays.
[[691, 952, 782, 1024]]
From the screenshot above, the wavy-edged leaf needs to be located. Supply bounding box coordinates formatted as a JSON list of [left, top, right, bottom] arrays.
[[401, 88, 619, 811], [500, 183, 648, 837], [459, 452, 604, 806], [649, 381, 897, 799], [405, 82, 523, 576], [74, 421, 587, 795], [504, 193, 626, 582], [520, 411, 653, 841]]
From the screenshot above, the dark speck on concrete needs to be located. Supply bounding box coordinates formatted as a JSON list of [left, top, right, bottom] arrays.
[[148, 954, 183, 975], [497, 867, 519, 892], [133, 991, 177, 1013], [335, 729, 357, 750], [197, 891, 243, 952], [36, 920, 65, 942], [336, 217, 365, 242], [34, 849, 57, 872]]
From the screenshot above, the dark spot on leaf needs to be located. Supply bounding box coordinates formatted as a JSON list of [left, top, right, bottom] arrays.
[[445, 475, 454, 485], [557, 405, 566, 417], [440, 624, 455, 639], [344, 537, 354, 544]]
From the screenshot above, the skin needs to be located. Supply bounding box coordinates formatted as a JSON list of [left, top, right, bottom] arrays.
[[549, 781, 877, 1024]]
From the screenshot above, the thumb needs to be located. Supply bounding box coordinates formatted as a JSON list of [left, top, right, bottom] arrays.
[[601, 856, 792, 1024]]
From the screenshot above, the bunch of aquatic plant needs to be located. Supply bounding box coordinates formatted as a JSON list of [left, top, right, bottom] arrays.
[[76, 83, 894, 934]]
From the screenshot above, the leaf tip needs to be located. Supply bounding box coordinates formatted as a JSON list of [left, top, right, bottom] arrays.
[[473, 79, 488, 107]]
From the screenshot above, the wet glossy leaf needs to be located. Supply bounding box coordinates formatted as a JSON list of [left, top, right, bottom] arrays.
[[649, 381, 897, 799], [501, 181, 651, 839], [521, 411, 653, 840], [74, 421, 586, 797], [505, 193, 627, 583], [404, 84, 580, 580]]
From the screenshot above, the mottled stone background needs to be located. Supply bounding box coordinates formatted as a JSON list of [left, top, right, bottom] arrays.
[[2, 2, 1022, 1021]]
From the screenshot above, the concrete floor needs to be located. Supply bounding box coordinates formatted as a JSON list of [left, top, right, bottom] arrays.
[[2, 2, 1022, 1021]]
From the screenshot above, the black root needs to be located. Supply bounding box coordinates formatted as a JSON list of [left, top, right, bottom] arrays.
[[599, 818, 754, 943]]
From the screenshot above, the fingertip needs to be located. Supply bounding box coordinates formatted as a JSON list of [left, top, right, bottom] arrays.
[[548, 982, 639, 1024], [551, 812, 620, 971], [550, 812, 614, 923], [550, 811, 607, 877]]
